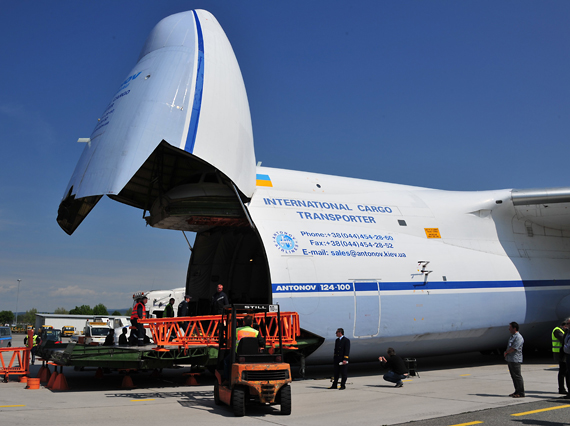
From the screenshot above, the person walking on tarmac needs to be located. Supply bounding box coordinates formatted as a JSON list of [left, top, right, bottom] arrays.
[[552, 320, 569, 394], [164, 298, 176, 318], [211, 284, 229, 315], [32, 333, 40, 364], [25, 329, 40, 365], [131, 296, 148, 346]]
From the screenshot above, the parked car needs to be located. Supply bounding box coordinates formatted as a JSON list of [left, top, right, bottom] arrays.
[[0, 326, 12, 347]]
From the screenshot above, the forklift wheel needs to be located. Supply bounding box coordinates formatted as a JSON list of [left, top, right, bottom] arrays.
[[232, 387, 246, 417], [214, 382, 222, 406], [279, 384, 291, 415]]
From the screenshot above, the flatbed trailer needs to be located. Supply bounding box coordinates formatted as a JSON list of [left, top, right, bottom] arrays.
[[40, 342, 216, 370], [39, 339, 320, 371]]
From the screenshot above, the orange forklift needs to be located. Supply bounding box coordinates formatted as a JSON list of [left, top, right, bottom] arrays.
[[214, 304, 292, 416]]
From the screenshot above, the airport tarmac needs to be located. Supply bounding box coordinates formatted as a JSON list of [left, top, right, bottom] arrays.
[[1, 334, 569, 425]]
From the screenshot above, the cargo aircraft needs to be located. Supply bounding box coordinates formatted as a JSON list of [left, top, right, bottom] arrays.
[[57, 10, 570, 363]]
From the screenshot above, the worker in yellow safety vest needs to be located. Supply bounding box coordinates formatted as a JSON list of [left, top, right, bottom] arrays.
[[552, 321, 569, 395], [24, 330, 40, 364], [235, 315, 264, 352], [222, 315, 265, 382]]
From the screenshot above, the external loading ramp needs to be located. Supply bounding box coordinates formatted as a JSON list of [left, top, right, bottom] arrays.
[[139, 311, 301, 351], [38, 312, 321, 376]]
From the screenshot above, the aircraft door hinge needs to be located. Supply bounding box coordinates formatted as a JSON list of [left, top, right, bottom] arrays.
[[414, 261, 432, 286], [232, 182, 256, 230]]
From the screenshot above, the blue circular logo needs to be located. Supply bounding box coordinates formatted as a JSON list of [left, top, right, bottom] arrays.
[[273, 231, 298, 253]]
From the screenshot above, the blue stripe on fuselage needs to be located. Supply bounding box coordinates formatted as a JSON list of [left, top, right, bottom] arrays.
[[185, 10, 205, 154], [272, 280, 570, 294]]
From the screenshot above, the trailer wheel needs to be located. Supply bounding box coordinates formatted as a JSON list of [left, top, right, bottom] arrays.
[[214, 382, 222, 405], [232, 387, 246, 417], [279, 384, 291, 415]]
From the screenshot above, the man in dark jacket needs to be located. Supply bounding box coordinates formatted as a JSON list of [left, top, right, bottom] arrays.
[[103, 329, 115, 346], [210, 284, 229, 315], [329, 328, 350, 390], [379, 347, 408, 388], [177, 295, 191, 332], [552, 320, 568, 394], [562, 317, 570, 399], [118, 327, 128, 345], [177, 295, 191, 317]]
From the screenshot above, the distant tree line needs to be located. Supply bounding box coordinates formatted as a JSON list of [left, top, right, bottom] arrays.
[[2, 308, 38, 325], [0, 310, 14, 325], [1, 304, 124, 325], [67, 304, 122, 316]]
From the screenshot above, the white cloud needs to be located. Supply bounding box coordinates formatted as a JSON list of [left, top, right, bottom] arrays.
[[0, 283, 17, 294], [50, 285, 97, 297], [0, 254, 186, 312]]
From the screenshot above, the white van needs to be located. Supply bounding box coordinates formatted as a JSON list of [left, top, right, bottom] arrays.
[[0, 326, 12, 347]]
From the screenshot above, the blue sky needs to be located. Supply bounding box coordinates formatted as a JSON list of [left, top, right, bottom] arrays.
[[1, 1, 569, 313]]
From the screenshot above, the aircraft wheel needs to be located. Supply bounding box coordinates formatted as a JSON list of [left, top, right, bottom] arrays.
[[279, 384, 291, 415], [214, 381, 222, 405], [232, 387, 246, 417]]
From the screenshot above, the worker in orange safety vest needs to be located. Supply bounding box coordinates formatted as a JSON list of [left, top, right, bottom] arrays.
[[131, 296, 148, 346]]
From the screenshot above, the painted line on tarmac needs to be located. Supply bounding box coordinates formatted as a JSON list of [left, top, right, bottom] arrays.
[[0, 405, 26, 408], [448, 421, 482, 426], [130, 399, 155, 402], [511, 404, 570, 416], [460, 374, 471, 376]]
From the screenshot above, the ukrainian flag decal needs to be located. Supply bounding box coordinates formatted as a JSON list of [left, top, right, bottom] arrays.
[[256, 174, 273, 187]]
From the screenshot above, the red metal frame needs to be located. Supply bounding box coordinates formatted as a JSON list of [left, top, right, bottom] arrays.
[[139, 312, 300, 350], [0, 330, 32, 381]]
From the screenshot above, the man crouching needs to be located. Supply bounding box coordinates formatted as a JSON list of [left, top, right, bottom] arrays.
[[379, 348, 408, 388]]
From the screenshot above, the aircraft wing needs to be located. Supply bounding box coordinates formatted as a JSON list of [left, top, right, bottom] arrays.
[[512, 187, 570, 231], [57, 10, 256, 235]]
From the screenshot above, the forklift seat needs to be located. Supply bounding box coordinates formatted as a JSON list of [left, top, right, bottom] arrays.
[[237, 337, 260, 355]]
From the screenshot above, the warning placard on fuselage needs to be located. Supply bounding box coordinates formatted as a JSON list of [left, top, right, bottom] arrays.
[[424, 228, 441, 238]]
